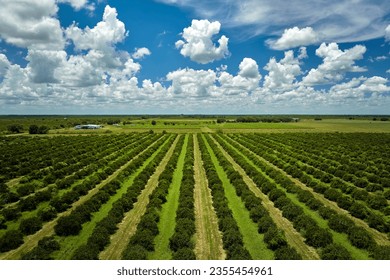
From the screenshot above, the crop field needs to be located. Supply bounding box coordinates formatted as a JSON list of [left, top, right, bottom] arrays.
[[0, 126, 389, 259]]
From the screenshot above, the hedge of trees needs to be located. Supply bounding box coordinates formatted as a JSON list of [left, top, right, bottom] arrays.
[[69, 134, 176, 259], [21, 236, 60, 260], [169, 135, 196, 260], [226, 134, 390, 259], [235, 117, 295, 123], [242, 133, 389, 211], [217, 134, 355, 259], [0, 133, 155, 230], [121, 135, 186, 259], [235, 133, 389, 234], [0, 134, 131, 181], [0, 133, 148, 214], [198, 134, 251, 260], [213, 135, 306, 259], [210, 134, 302, 259], [2, 132, 389, 260], [0, 134, 166, 255], [29, 125, 49, 134]]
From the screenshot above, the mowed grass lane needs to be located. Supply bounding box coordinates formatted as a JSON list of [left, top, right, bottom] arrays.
[[148, 134, 188, 260], [100, 135, 180, 260], [193, 134, 225, 260], [202, 134, 273, 260]]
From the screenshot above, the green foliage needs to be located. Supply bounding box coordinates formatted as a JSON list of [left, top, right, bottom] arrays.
[[7, 124, 23, 133], [122, 244, 148, 260], [19, 216, 43, 235], [349, 202, 368, 219], [0, 230, 24, 252], [318, 206, 337, 220], [305, 227, 333, 248], [320, 243, 352, 260], [0, 216, 6, 229], [38, 206, 57, 221], [264, 227, 287, 250], [71, 244, 99, 260], [22, 236, 60, 260], [54, 215, 82, 236], [29, 124, 49, 134], [1, 207, 21, 221], [131, 229, 155, 251], [274, 246, 302, 260], [328, 214, 355, 233], [348, 227, 375, 249], [172, 247, 196, 260], [370, 245, 390, 260], [367, 195, 388, 210], [170, 231, 192, 252]]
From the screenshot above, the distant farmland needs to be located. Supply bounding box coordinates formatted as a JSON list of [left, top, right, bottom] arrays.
[[0, 119, 389, 259]]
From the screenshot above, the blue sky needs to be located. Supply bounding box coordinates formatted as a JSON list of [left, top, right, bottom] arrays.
[[0, 0, 389, 114]]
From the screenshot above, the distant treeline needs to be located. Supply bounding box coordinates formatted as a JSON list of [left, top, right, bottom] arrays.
[[235, 116, 299, 123]]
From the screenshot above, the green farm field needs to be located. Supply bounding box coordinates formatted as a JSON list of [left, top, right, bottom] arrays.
[[0, 116, 389, 260], [1, 115, 390, 135]]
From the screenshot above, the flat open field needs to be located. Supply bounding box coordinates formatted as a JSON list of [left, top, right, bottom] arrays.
[[0, 116, 389, 260], [1, 115, 390, 135], [49, 118, 390, 134]]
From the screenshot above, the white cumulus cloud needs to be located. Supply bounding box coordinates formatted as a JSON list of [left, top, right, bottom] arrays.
[[0, 53, 11, 77], [218, 58, 261, 96], [263, 50, 302, 92], [238, 58, 261, 79], [303, 42, 367, 85], [267, 27, 320, 50], [26, 49, 67, 83], [132, 48, 151, 60], [175, 19, 229, 64], [167, 68, 217, 96], [0, 0, 64, 50], [66, 5, 127, 51]]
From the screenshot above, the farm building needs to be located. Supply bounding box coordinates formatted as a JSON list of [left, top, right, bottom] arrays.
[[74, 124, 102, 130]]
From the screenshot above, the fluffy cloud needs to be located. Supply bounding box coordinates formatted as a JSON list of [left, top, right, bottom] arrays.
[[175, 19, 229, 64], [167, 68, 217, 96], [358, 76, 390, 94], [26, 50, 67, 83], [0, 54, 11, 78], [0, 2, 389, 114], [0, 0, 64, 50], [303, 42, 367, 85], [66, 5, 127, 51], [132, 48, 152, 60], [267, 27, 319, 50], [329, 76, 390, 100], [238, 58, 261, 79], [17, 5, 139, 88], [263, 50, 302, 92], [218, 58, 261, 96]]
